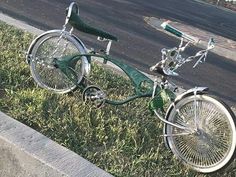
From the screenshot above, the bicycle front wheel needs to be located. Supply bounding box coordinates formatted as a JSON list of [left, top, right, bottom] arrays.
[[166, 94, 236, 173], [28, 30, 89, 93]]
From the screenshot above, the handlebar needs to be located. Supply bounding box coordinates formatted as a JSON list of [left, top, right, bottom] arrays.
[[161, 21, 198, 43], [150, 30, 215, 76]]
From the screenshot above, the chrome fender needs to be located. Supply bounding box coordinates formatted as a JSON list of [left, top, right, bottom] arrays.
[[163, 87, 208, 149], [171, 87, 209, 105], [26, 29, 90, 76]]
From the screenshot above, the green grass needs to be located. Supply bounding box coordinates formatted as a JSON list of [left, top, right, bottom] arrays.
[[0, 21, 235, 177]]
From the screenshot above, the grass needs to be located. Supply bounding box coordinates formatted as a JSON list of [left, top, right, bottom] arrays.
[[0, 21, 235, 177]]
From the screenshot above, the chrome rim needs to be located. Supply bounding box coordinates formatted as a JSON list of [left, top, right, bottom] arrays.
[[166, 95, 235, 172], [30, 31, 85, 93]]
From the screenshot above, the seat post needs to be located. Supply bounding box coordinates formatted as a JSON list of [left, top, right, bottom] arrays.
[[69, 27, 74, 34], [106, 40, 112, 55]]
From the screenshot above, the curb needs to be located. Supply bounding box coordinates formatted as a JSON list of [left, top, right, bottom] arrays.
[[0, 12, 43, 35], [0, 112, 113, 177]]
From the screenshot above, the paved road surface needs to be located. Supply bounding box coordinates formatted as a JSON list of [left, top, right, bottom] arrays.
[[0, 0, 236, 106]]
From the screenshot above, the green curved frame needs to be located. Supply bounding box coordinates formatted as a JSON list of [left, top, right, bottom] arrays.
[[55, 53, 161, 105]]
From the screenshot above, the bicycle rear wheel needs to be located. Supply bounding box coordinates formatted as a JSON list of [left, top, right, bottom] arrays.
[[28, 30, 89, 93], [165, 94, 236, 173]]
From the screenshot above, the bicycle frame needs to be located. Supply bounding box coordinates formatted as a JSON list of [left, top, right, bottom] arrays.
[[25, 2, 236, 173], [55, 50, 204, 133], [55, 52, 162, 105], [53, 1, 212, 109]]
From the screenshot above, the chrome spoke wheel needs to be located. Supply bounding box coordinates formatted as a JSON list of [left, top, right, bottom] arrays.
[[28, 30, 88, 93], [166, 94, 236, 173]]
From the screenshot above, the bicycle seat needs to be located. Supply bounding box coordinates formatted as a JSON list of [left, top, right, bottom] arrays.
[[66, 2, 118, 41]]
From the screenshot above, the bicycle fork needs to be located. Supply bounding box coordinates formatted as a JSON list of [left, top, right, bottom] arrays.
[[152, 78, 195, 136]]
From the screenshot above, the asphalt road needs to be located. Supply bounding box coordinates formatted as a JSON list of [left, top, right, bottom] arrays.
[[0, 0, 236, 106]]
